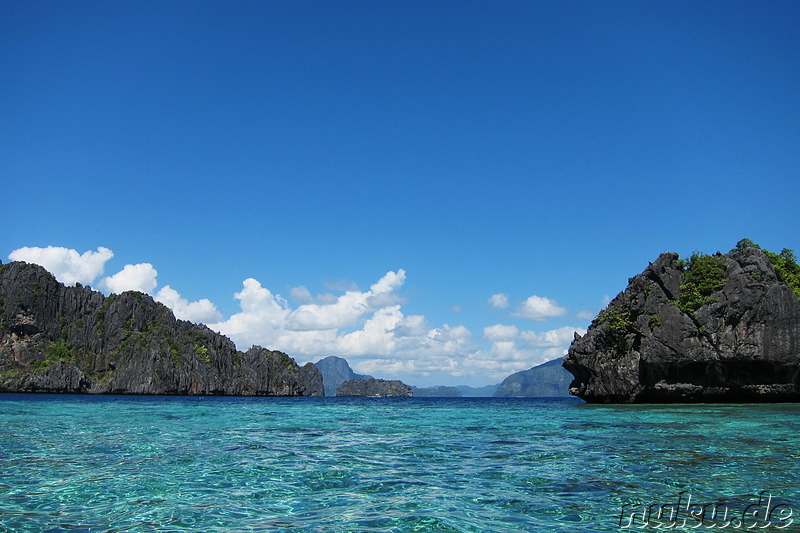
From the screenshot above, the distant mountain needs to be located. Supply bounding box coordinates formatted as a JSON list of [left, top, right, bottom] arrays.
[[457, 384, 499, 397], [493, 358, 571, 397], [313, 356, 372, 396], [412, 385, 461, 397]]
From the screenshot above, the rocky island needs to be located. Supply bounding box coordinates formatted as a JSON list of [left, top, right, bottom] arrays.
[[564, 240, 800, 403], [0, 261, 323, 396], [313, 355, 373, 396], [336, 378, 413, 397]]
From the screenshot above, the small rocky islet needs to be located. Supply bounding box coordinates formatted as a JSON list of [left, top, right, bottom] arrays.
[[335, 378, 413, 397], [563, 240, 800, 403]]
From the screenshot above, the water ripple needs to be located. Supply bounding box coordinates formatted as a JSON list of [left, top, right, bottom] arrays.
[[0, 396, 798, 532]]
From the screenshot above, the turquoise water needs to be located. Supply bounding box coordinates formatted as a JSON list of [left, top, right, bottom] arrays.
[[0, 395, 798, 532]]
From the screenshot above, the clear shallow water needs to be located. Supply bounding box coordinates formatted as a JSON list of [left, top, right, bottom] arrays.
[[0, 395, 798, 532]]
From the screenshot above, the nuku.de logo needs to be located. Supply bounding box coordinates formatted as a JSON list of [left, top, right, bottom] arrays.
[[619, 491, 794, 529]]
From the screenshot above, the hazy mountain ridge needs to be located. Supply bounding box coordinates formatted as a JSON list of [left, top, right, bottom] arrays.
[[493, 358, 572, 397]]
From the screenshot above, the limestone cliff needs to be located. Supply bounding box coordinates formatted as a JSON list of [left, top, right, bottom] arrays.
[[0, 261, 323, 396], [563, 243, 800, 403], [336, 378, 413, 397]]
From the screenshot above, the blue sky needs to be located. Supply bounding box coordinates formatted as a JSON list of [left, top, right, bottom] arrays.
[[2, 1, 799, 387]]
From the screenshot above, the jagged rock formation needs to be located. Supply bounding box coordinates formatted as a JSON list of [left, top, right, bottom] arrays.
[[336, 378, 413, 397], [563, 244, 800, 403], [493, 358, 572, 397], [412, 385, 461, 397], [0, 261, 323, 396], [313, 355, 372, 396]]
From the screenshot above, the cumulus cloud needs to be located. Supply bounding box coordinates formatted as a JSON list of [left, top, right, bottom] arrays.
[[288, 290, 371, 331], [480, 323, 586, 374], [8, 246, 114, 285], [155, 285, 222, 324], [290, 285, 314, 304], [520, 326, 586, 347], [287, 270, 406, 331], [515, 295, 566, 321], [209, 278, 290, 349], [99, 263, 158, 295], [209, 269, 478, 380], [489, 293, 509, 309], [483, 324, 520, 341]]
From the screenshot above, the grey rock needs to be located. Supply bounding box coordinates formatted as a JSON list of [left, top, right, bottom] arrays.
[[563, 246, 800, 403], [0, 261, 323, 396], [336, 378, 413, 397]]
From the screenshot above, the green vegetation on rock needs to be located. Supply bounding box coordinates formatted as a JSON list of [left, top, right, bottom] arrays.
[[596, 304, 633, 356], [45, 340, 75, 361], [677, 253, 727, 313]]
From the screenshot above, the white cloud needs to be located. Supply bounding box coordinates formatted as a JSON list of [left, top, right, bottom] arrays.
[[480, 324, 586, 376], [286, 269, 406, 331], [208, 269, 482, 381], [99, 263, 158, 295], [520, 326, 586, 347], [155, 285, 222, 324], [209, 278, 290, 349], [393, 314, 429, 337], [8, 246, 114, 285], [335, 305, 404, 356], [489, 293, 509, 309], [483, 324, 520, 341], [515, 295, 566, 321], [290, 285, 314, 304], [577, 310, 596, 321]]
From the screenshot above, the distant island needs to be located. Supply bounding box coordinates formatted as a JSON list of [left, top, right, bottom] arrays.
[[564, 240, 800, 403], [313, 354, 569, 398], [313, 356, 373, 396], [336, 378, 413, 397], [0, 261, 323, 396]]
